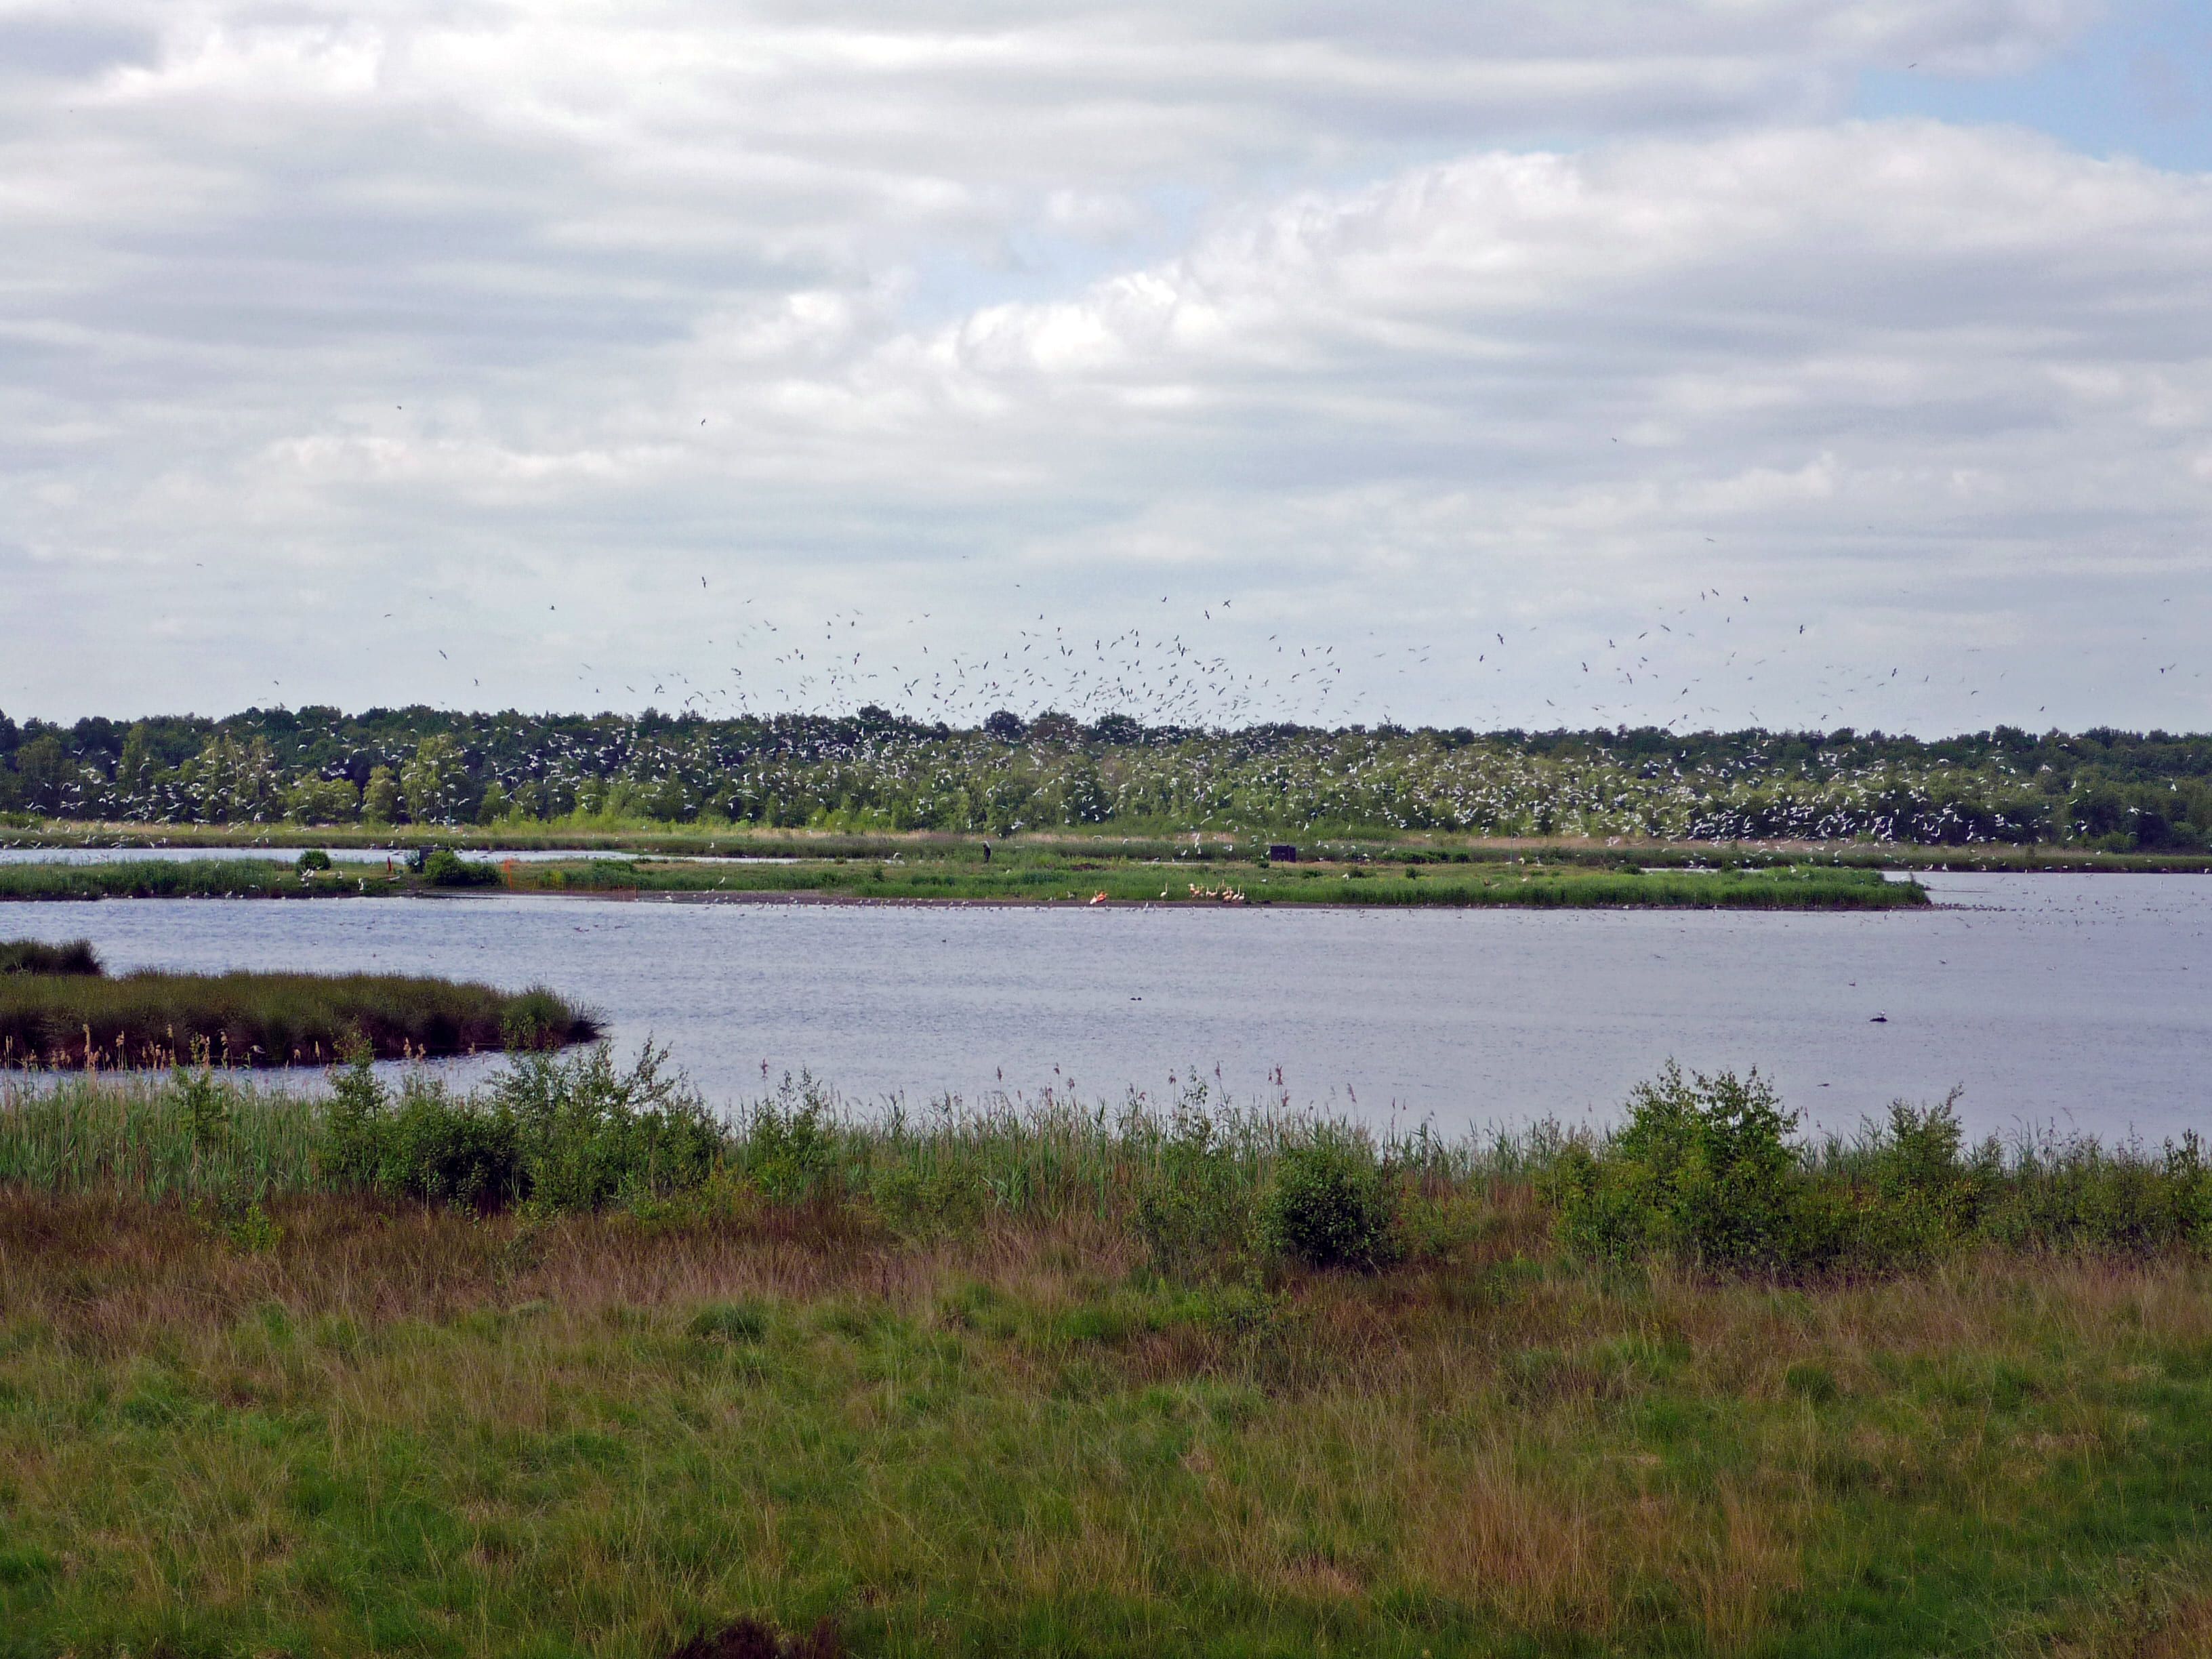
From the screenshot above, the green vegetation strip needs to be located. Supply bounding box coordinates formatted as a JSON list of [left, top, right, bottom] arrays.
[[0, 858, 366, 901], [3, 1056, 2211, 1655], [520, 856, 1925, 909], [0, 854, 1927, 907], [22, 823, 2212, 873], [0, 853, 498, 903], [0, 941, 594, 1067]]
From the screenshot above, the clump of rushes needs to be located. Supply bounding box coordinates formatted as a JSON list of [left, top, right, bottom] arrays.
[[0, 938, 102, 975], [0, 968, 597, 1069]]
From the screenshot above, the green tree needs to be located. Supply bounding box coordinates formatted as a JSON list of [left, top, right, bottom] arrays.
[[363, 765, 401, 825], [400, 734, 470, 824], [10, 736, 66, 815], [115, 722, 158, 801], [184, 735, 280, 823], [285, 776, 361, 825]]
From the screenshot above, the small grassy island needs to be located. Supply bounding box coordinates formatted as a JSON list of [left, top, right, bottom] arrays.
[[0, 843, 1929, 910], [2, 1057, 2210, 1654], [0, 939, 596, 1068]]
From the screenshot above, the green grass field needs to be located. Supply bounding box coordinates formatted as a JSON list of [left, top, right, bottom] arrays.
[[3, 1059, 2211, 1656]]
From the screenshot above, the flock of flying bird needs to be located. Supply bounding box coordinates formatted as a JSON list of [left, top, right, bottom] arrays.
[[350, 562, 2198, 741]]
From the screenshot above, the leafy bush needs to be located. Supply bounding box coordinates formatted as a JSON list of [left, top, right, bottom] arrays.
[[0, 939, 102, 976], [1260, 1128, 1399, 1270], [320, 1042, 722, 1213], [321, 1052, 521, 1208], [294, 848, 333, 874], [1558, 1067, 2212, 1277], [1856, 1092, 1987, 1266], [423, 848, 499, 887], [1554, 1064, 1836, 1275], [487, 1043, 724, 1212]]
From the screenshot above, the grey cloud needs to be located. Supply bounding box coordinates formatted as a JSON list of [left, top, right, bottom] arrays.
[[1, 0, 2200, 736]]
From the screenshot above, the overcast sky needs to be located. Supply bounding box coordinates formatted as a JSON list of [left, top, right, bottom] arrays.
[[4, 0, 2209, 733]]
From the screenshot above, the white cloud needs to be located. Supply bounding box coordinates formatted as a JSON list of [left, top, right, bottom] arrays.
[[2, 0, 2207, 733]]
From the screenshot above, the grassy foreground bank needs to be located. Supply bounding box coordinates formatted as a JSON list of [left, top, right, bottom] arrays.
[[4, 1057, 2212, 1655]]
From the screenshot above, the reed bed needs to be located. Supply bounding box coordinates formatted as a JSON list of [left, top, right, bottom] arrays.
[[0, 937, 101, 974], [0, 1071, 322, 1200], [0, 970, 596, 1069], [3, 1056, 2200, 1267]]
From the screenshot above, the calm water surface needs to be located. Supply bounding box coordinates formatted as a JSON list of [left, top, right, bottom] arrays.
[[5, 874, 2207, 1140]]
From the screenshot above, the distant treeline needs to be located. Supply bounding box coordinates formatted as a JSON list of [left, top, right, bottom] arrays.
[[3, 705, 2211, 847]]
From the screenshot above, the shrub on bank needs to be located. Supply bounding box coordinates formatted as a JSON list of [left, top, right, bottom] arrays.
[[321, 1042, 721, 1212], [1259, 1128, 1400, 1269], [1553, 1064, 1837, 1274], [424, 848, 499, 887], [10, 1047, 2212, 1275], [1555, 1064, 2212, 1277]]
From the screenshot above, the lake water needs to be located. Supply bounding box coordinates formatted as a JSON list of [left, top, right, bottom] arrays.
[[3, 874, 2206, 1142]]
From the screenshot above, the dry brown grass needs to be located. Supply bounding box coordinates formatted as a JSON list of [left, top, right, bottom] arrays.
[[5, 1191, 2212, 1657]]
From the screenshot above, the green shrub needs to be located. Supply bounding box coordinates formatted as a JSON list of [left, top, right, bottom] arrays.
[[1261, 1128, 1399, 1270], [294, 848, 333, 874], [424, 849, 498, 887], [319, 1042, 718, 1213], [1857, 1092, 1986, 1266], [320, 1052, 522, 1208], [1557, 1067, 2212, 1278], [487, 1043, 724, 1212], [1555, 1063, 1837, 1275]]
